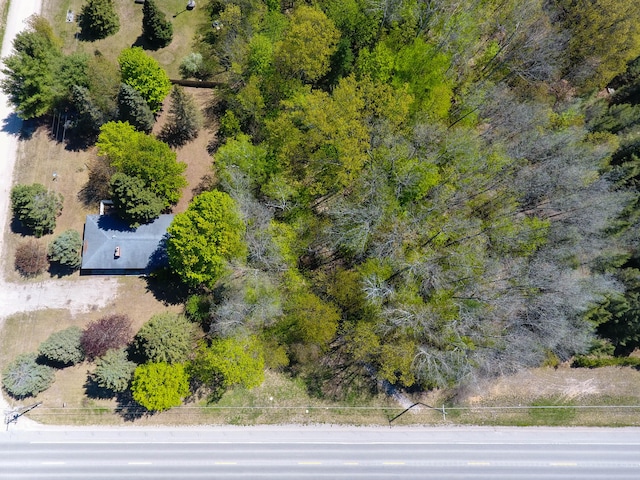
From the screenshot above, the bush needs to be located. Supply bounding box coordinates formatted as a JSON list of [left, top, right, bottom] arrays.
[[39, 326, 85, 366], [92, 348, 136, 392], [179, 53, 213, 80], [2, 353, 55, 398], [135, 312, 198, 364], [81, 314, 133, 360], [48, 230, 82, 270], [15, 239, 48, 276], [571, 355, 640, 368], [11, 183, 63, 236]]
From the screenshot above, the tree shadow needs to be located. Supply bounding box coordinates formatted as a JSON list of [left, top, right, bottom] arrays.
[[84, 375, 115, 400], [48, 261, 79, 278], [144, 267, 191, 305], [131, 35, 162, 51], [10, 217, 31, 236], [1, 112, 23, 136], [115, 390, 149, 422]]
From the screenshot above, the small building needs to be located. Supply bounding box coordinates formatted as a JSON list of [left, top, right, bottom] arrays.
[[81, 214, 174, 275]]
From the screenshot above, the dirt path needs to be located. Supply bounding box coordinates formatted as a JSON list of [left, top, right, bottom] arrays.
[[0, 0, 119, 425]]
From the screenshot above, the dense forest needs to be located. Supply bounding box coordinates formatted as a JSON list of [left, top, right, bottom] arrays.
[[3, 0, 640, 407]]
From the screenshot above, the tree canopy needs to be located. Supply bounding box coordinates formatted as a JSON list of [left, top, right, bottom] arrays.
[[11, 184, 63, 237], [2, 353, 55, 398], [167, 191, 247, 288], [135, 312, 198, 364], [118, 47, 171, 112], [97, 121, 187, 206], [131, 362, 189, 411], [79, 0, 120, 40]]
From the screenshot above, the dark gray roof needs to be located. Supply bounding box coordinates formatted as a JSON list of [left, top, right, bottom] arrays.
[[81, 214, 174, 272]]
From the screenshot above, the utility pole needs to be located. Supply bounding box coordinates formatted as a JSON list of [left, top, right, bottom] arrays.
[[4, 402, 42, 430]]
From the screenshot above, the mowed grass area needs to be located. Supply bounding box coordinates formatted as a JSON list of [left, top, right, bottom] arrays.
[[44, 0, 210, 78], [0, 276, 182, 420]]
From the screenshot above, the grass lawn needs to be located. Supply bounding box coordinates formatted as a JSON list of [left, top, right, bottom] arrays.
[[44, 0, 210, 78]]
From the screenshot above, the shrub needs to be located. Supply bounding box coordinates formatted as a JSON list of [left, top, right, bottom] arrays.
[[92, 348, 136, 392], [81, 314, 133, 360], [39, 326, 85, 366], [571, 355, 640, 368], [179, 53, 213, 80], [2, 353, 55, 398], [15, 239, 48, 276], [48, 230, 82, 270]]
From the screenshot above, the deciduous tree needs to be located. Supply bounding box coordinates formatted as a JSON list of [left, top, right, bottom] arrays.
[[167, 191, 246, 288], [97, 121, 187, 206], [188, 336, 264, 392], [81, 314, 133, 360], [15, 239, 48, 276], [118, 47, 171, 112], [131, 362, 189, 411], [275, 5, 340, 82]]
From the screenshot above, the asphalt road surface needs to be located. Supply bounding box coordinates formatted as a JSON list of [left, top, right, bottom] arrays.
[[1, 427, 638, 479]]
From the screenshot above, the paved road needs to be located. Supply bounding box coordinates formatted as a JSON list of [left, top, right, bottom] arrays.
[[1, 427, 638, 479]]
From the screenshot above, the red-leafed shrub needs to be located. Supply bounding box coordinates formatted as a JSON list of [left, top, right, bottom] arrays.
[[15, 239, 48, 276], [81, 314, 133, 360]]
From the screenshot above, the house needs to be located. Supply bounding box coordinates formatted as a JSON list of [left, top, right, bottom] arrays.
[[81, 214, 174, 275]]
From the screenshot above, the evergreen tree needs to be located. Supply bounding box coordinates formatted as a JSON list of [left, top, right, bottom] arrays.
[[160, 86, 202, 147], [10, 184, 63, 237], [2, 353, 55, 398], [109, 173, 165, 227], [38, 327, 85, 366], [79, 0, 120, 40], [117, 83, 154, 133], [48, 229, 83, 270], [92, 348, 136, 392], [142, 0, 173, 49]]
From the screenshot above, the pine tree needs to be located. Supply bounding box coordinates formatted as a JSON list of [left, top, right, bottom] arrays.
[[117, 83, 154, 133], [142, 0, 173, 49], [48, 230, 83, 270], [160, 86, 202, 147], [79, 0, 120, 40]]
